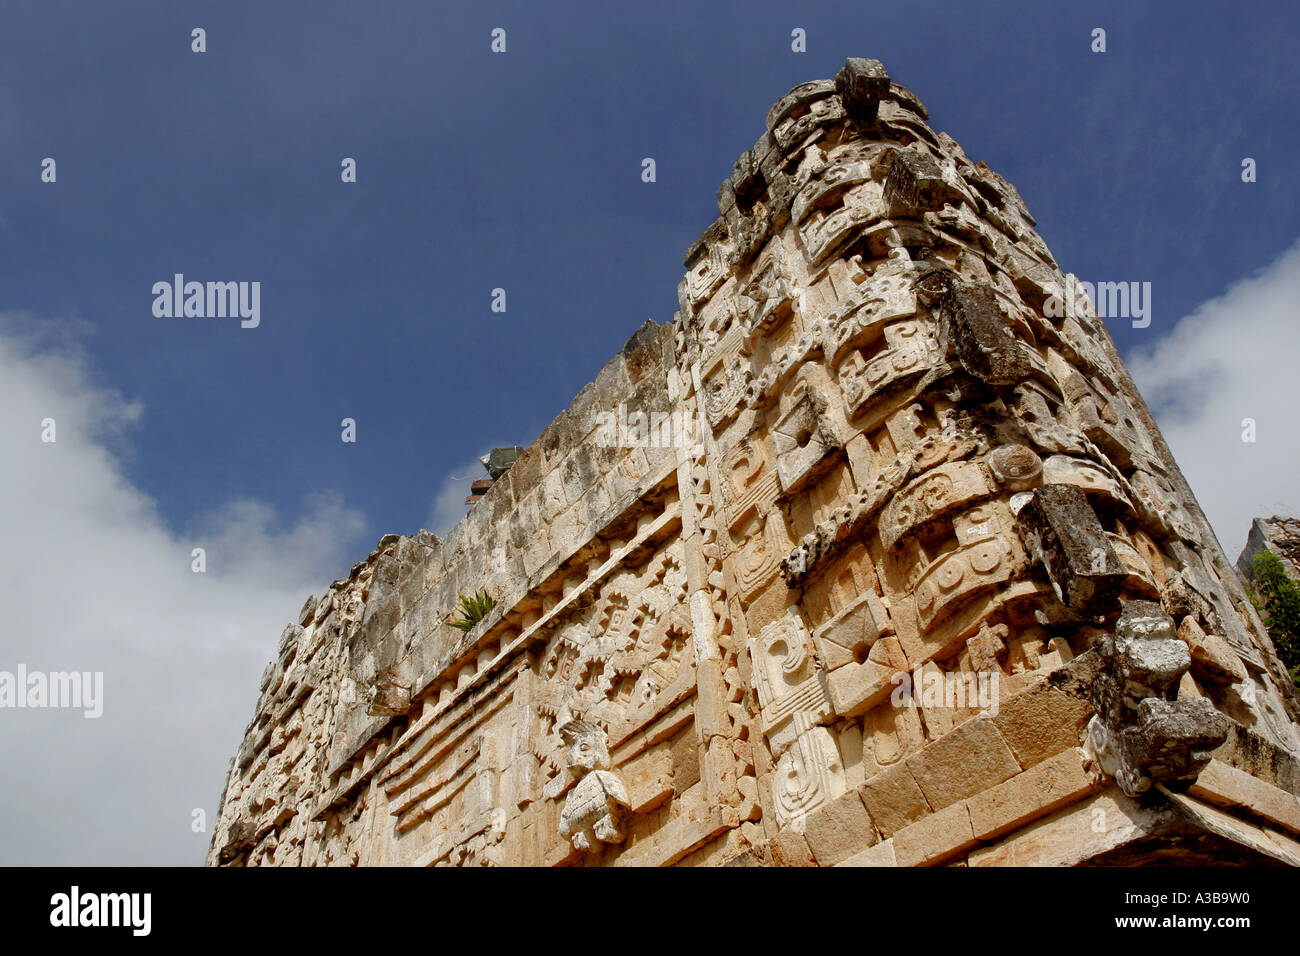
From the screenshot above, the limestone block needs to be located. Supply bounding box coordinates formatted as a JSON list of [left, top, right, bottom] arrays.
[[939, 280, 1036, 386], [1213, 723, 1300, 795], [911, 515, 1022, 633], [1041, 454, 1132, 510], [811, 588, 889, 670], [837, 837, 896, 867], [905, 715, 1021, 811], [991, 678, 1094, 769], [768, 827, 816, 866], [834, 57, 889, 123], [623, 744, 675, 814], [1177, 616, 1248, 685], [671, 730, 701, 795], [966, 747, 1097, 841], [968, 791, 1159, 867], [801, 789, 876, 865], [766, 79, 836, 130], [1187, 759, 1300, 836], [826, 658, 897, 718], [883, 148, 949, 218], [367, 673, 410, 717], [1014, 483, 1126, 615], [771, 725, 847, 828], [858, 761, 930, 837], [879, 460, 996, 551], [770, 391, 841, 496], [835, 317, 939, 417], [893, 799, 976, 867]]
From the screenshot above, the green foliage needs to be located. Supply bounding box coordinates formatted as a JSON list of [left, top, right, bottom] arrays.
[[448, 589, 495, 632], [1247, 551, 1300, 689]]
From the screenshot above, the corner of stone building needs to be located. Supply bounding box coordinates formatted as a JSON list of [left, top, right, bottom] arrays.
[[208, 56, 1300, 869]]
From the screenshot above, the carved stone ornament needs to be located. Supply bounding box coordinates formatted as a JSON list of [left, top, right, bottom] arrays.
[[557, 720, 631, 852], [1085, 600, 1230, 797]]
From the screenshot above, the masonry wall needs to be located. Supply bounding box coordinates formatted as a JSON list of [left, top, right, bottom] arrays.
[[208, 59, 1300, 868]]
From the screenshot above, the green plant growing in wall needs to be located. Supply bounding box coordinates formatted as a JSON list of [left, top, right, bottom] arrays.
[[448, 589, 496, 632], [1246, 551, 1300, 689]]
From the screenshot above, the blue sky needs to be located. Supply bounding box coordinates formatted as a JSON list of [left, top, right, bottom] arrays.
[[4, 1, 1295, 548], [1, 1, 1298, 863]]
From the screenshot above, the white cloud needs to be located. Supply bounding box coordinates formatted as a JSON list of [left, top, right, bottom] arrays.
[[0, 314, 367, 864], [1128, 237, 1300, 562]]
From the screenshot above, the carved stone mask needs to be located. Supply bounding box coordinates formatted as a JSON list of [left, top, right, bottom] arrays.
[[559, 720, 611, 776], [1114, 600, 1175, 647]]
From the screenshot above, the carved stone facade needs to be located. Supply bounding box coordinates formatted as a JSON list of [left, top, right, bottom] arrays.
[[208, 59, 1300, 867]]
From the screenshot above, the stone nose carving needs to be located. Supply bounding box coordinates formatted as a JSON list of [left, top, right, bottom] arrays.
[[557, 720, 631, 853], [1086, 601, 1230, 797]]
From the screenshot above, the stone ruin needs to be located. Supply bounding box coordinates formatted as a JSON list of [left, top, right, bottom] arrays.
[[207, 58, 1300, 867], [1238, 516, 1300, 585]]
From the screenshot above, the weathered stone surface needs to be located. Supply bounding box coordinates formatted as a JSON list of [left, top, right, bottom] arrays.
[[1237, 515, 1300, 583], [968, 790, 1170, 867], [893, 799, 976, 867], [1086, 600, 1231, 797], [987, 443, 1043, 491], [1015, 483, 1127, 614], [366, 673, 410, 717], [1178, 615, 1248, 685], [767, 826, 816, 867], [206, 56, 1300, 869], [940, 281, 1035, 386], [991, 679, 1094, 769], [884, 148, 948, 217], [826, 658, 896, 718], [218, 819, 256, 864], [966, 748, 1098, 841], [1188, 758, 1300, 836], [834, 57, 890, 122], [905, 716, 1022, 811], [858, 762, 931, 837], [836, 837, 897, 867], [801, 789, 876, 865]]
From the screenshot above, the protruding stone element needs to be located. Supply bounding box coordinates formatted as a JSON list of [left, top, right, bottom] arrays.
[[940, 281, 1035, 386], [987, 443, 1043, 491], [766, 79, 836, 131], [1015, 484, 1126, 615], [967, 622, 1009, 672], [1177, 616, 1248, 685], [557, 720, 631, 852], [1087, 601, 1231, 796], [834, 57, 890, 122], [884, 149, 948, 218], [730, 148, 764, 208], [771, 391, 841, 495], [218, 819, 257, 864], [367, 672, 411, 717], [278, 623, 303, 662]]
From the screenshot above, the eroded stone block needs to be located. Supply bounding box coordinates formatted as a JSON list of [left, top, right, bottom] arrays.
[[1015, 483, 1126, 615], [834, 57, 890, 122]]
